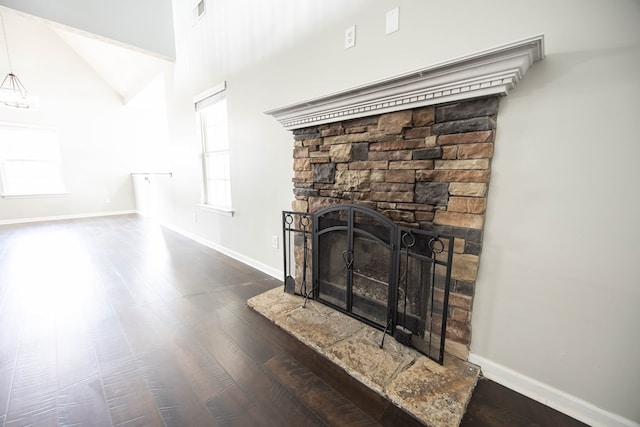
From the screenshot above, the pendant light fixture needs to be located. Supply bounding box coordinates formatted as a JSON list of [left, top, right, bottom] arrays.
[[0, 12, 30, 109]]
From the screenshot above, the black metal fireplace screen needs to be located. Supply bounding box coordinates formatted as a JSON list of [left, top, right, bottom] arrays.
[[282, 204, 453, 364]]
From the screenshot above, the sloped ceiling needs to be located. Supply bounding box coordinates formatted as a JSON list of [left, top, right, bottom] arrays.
[[0, 4, 172, 102], [52, 27, 171, 101]]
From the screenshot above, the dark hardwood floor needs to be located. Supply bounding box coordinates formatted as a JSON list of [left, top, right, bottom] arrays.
[[0, 215, 588, 426]]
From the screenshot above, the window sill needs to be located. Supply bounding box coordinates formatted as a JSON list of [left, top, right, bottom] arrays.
[[2, 192, 68, 199], [198, 204, 234, 217]]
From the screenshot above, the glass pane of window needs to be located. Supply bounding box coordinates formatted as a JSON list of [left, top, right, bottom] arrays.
[[197, 91, 232, 209], [0, 125, 65, 196]]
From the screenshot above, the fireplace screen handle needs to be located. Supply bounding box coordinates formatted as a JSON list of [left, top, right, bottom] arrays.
[[342, 250, 354, 270]]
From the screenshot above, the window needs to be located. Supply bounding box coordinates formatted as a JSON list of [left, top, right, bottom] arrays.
[[0, 123, 66, 197], [196, 83, 233, 213]]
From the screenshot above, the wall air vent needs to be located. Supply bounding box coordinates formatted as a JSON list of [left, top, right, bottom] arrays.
[[192, 0, 206, 24]]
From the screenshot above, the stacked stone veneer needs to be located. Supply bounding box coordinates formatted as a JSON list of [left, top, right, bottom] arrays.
[[290, 96, 499, 357]]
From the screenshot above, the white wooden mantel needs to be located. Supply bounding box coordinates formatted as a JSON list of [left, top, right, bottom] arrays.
[[265, 35, 544, 130]]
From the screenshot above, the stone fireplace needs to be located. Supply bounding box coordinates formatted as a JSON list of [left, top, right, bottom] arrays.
[[267, 35, 544, 360]]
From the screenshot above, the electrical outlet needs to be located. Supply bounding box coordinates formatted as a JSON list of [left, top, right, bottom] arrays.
[[386, 7, 399, 34], [344, 25, 356, 49], [272, 236, 279, 249]]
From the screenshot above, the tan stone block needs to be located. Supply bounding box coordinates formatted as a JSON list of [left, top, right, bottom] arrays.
[[417, 170, 490, 183], [448, 197, 487, 214], [440, 238, 465, 254], [302, 138, 323, 147], [434, 211, 484, 229], [404, 127, 430, 139], [370, 170, 386, 182], [451, 308, 471, 323], [377, 202, 396, 209], [445, 339, 469, 360], [370, 191, 413, 203], [309, 151, 330, 158], [314, 183, 333, 190], [335, 170, 371, 191], [292, 170, 313, 183], [434, 159, 490, 170], [377, 110, 413, 134], [389, 160, 434, 170], [396, 203, 434, 211], [437, 131, 494, 146], [343, 192, 370, 201], [368, 150, 412, 161], [370, 182, 414, 192], [293, 147, 309, 158], [336, 163, 349, 171], [370, 139, 425, 151], [324, 133, 371, 144], [413, 107, 435, 126], [385, 170, 415, 183], [319, 189, 340, 197], [329, 143, 352, 162], [368, 131, 401, 142], [383, 210, 415, 223], [424, 135, 437, 147], [291, 200, 309, 212], [446, 320, 471, 344], [308, 196, 341, 212], [442, 146, 457, 160], [320, 124, 344, 137], [309, 157, 330, 164], [349, 161, 388, 170], [457, 143, 494, 159], [345, 126, 368, 134], [415, 211, 435, 222], [451, 254, 480, 282], [448, 183, 487, 197], [293, 158, 310, 171]]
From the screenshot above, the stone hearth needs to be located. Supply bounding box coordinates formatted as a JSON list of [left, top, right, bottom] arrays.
[[248, 288, 480, 427]]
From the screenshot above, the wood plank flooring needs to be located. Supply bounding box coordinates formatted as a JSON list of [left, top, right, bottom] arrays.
[[0, 215, 588, 426]]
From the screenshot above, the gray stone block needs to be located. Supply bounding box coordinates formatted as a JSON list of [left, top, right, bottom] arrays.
[[314, 163, 336, 184], [413, 147, 442, 160], [431, 117, 496, 135], [436, 97, 500, 122], [352, 143, 369, 161], [415, 182, 449, 205]]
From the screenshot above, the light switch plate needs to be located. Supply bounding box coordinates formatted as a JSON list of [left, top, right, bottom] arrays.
[[386, 7, 399, 34], [345, 25, 356, 49]]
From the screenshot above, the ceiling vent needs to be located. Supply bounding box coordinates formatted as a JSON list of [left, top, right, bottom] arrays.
[[192, 0, 206, 24]]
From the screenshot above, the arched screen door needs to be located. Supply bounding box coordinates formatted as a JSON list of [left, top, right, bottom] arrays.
[[313, 204, 397, 330]]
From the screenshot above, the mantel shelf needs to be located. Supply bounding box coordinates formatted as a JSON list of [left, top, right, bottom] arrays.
[[265, 35, 544, 130]]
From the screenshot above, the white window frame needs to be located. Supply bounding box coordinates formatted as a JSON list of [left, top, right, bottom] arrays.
[[0, 122, 67, 198], [195, 82, 234, 216]]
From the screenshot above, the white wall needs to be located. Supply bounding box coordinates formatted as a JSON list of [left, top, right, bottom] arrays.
[[160, 0, 640, 425], [0, 13, 140, 222], [0, 0, 174, 58]]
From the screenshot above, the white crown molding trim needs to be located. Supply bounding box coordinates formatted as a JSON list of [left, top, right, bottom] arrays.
[[469, 353, 640, 427], [266, 35, 544, 130], [0, 210, 136, 226]]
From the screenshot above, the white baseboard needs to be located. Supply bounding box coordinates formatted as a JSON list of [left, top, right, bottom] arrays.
[[0, 210, 137, 226], [468, 353, 639, 427], [161, 223, 282, 281]]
